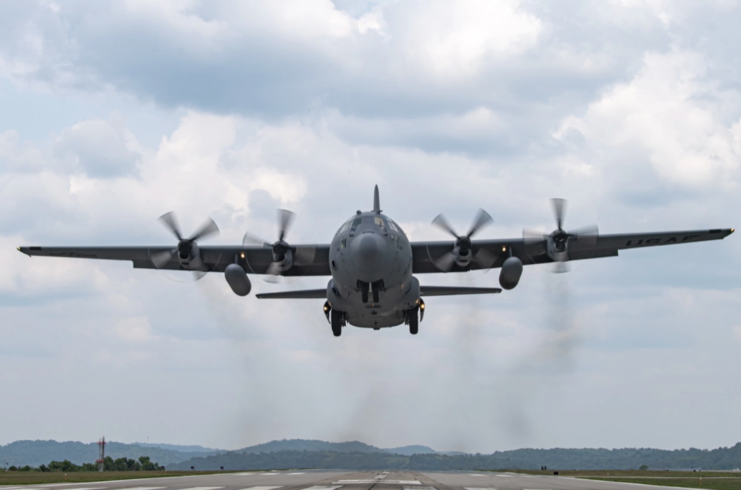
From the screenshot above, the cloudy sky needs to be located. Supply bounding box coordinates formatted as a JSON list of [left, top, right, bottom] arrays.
[[1, 0, 740, 454]]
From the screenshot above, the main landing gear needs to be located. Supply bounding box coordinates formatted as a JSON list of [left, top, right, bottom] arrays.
[[324, 301, 344, 337], [407, 307, 419, 335], [406, 300, 424, 335], [331, 309, 344, 337]]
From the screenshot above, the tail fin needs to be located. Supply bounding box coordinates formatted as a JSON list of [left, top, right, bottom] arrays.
[[373, 185, 381, 214]]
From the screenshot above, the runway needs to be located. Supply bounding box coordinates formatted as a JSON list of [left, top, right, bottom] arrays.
[[0, 470, 697, 490]]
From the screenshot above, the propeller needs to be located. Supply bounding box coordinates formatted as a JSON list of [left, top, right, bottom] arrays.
[[523, 198, 598, 273], [150, 211, 220, 280], [242, 209, 316, 283], [431, 209, 496, 272]]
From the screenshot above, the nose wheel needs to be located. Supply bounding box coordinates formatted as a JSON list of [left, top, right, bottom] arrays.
[[331, 309, 344, 337]]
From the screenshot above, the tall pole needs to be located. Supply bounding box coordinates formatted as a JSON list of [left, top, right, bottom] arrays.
[[96, 437, 106, 472]]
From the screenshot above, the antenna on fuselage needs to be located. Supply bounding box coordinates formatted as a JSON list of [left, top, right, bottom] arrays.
[[373, 185, 381, 214]]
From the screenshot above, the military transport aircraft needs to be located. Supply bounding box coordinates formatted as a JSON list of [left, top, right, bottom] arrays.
[[18, 186, 734, 337]]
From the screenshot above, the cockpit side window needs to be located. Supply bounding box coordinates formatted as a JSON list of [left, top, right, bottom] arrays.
[[387, 220, 398, 232]]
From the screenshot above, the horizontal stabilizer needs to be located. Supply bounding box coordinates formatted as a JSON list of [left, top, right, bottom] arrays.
[[421, 286, 502, 296], [256, 288, 327, 299]]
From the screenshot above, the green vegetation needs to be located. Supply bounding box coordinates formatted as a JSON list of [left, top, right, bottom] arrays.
[[583, 477, 741, 490], [1, 456, 163, 474], [0, 470, 245, 486], [504, 470, 741, 490]]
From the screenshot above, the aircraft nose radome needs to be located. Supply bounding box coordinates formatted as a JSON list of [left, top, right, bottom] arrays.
[[351, 233, 387, 271]]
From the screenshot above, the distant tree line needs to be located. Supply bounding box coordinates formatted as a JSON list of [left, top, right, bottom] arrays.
[[2, 456, 163, 472]]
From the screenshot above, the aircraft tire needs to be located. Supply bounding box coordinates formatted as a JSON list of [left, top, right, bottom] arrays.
[[409, 307, 419, 335], [331, 310, 342, 337]]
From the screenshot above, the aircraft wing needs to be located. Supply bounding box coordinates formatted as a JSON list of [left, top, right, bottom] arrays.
[[17, 245, 332, 276], [411, 228, 734, 273]]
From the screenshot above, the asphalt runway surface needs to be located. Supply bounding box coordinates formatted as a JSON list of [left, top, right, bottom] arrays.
[[0, 470, 694, 490]]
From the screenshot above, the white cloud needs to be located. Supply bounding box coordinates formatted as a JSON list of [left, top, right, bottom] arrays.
[[1, 0, 741, 453], [53, 118, 143, 177], [556, 50, 741, 196]]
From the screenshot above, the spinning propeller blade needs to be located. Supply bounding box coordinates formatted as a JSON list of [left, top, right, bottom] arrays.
[[523, 199, 599, 273], [150, 212, 220, 282], [432, 208, 494, 272]]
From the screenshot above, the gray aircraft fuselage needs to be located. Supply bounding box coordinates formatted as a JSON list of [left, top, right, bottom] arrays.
[[326, 211, 420, 328]]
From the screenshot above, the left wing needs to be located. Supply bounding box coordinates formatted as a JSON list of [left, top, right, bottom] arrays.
[[17, 245, 332, 276], [411, 228, 734, 273]]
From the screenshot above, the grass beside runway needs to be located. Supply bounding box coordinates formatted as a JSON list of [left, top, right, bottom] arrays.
[[0, 470, 256, 485], [578, 477, 741, 490], [497, 470, 741, 490]]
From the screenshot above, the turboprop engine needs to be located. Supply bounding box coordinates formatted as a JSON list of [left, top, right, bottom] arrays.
[[225, 263, 252, 296], [150, 211, 220, 280], [523, 198, 599, 273], [499, 256, 523, 290]]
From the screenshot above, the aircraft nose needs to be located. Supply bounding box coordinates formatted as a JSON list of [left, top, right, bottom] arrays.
[[350, 232, 387, 273]]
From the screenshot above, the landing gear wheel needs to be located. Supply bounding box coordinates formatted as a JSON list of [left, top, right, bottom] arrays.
[[331, 310, 343, 337], [408, 307, 419, 335]]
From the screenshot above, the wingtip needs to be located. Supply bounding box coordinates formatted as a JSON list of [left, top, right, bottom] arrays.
[[17, 246, 30, 257]]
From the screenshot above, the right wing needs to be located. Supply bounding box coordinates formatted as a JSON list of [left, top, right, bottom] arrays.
[[411, 228, 734, 273]]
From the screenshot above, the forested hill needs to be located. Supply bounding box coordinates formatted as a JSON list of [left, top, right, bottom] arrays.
[[0, 440, 221, 467], [170, 444, 741, 471], [237, 439, 381, 454]]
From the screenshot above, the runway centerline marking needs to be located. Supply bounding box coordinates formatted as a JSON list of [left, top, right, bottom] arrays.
[[117, 487, 166, 490], [334, 481, 420, 485], [181, 487, 224, 490], [405, 487, 435, 490], [302, 486, 342, 490], [49, 488, 105, 490], [240, 486, 283, 490]]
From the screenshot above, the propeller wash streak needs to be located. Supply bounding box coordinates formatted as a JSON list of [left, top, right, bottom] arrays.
[[18, 186, 734, 337]]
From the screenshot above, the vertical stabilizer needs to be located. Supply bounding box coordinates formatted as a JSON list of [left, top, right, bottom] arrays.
[[373, 185, 381, 213]]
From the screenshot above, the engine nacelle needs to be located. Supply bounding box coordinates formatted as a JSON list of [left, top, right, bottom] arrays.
[[225, 263, 252, 296], [499, 256, 523, 290], [547, 235, 569, 263], [454, 247, 472, 268], [178, 242, 200, 267]]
